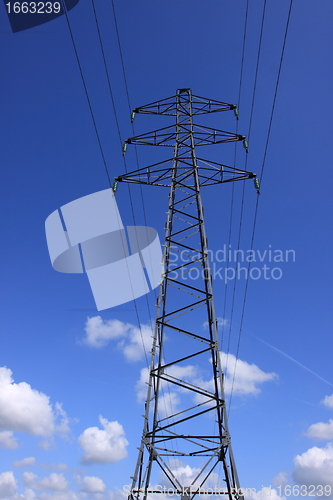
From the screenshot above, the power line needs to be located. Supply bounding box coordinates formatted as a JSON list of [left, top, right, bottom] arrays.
[[225, 0, 266, 376], [59, 0, 111, 187], [59, 0, 151, 367], [246, 0, 267, 146], [228, 0, 294, 411], [110, 0, 156, 305], [110, 2, 183, 440], [90, 0, 152, 368], [221, 0, 249, 354]]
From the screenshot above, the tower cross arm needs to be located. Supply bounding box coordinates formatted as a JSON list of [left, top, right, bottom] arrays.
[[131, 92, 237, 117], [115, 158, 256, 188], [124, 124, 245, 148]]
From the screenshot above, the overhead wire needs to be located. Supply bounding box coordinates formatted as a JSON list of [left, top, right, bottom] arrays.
[[59, 0, 150, 368], [225, 0, 267, 378], [110, 0, 158, 303], [228, 0, 294, 413], [221, 0, 250, 355], [109, 0, 179, 451], [59, 0, 111, 186], [90, 0, 151, 368]]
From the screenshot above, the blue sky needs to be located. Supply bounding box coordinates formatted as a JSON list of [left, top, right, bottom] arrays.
[[0, 0, 333, 499]]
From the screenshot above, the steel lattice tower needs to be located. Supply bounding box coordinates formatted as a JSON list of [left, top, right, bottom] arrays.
[[116, 89, 256, 500]]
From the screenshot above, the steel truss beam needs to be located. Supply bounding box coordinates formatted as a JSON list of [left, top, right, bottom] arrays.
[[121, 89, 251, 500]]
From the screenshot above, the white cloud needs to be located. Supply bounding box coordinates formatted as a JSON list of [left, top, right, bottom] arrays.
[[203, 317, 227, 329], [54, 403, 70, 439], [166, 364, 198, 381], [22, 489, 36, 500], [38, 475, 68, 492], [0, 472, 17, 498], [38, 492, 78, 500], [78, 416, 128, 465], [135, 364, 198, 415], [119, 324, 153, 362], [135, 353, 276, 412], [244, 487, 285, 500], [136, 367, 149, 403], [38, 440, 53, 451], [22, 473, 37, 489], [306, 419, 333, 440], [40, 465, 69, 472], [107, 490, 127, 500], [79, 476, 106, 493], [220, 352, 277, 395], [292, 442, 333, 490], [272, 472, 288, 488], [322, 394, 333, 409], [158, 392, 180, 418], [13, 457, 36, 468], [0, 431, 19, 450], [82, 317, 153, 361], [161, 460, 222, 492], [171, 464, 201, 485], [22, 473, 68, 492], [82, 317, 129, 348], [0, 367, 70, 439], [190, 353, 276, 401]]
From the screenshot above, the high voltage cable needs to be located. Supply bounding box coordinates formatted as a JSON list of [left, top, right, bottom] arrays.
[[107, 0, 157, 321], [225, 0, 267, 377], [59, 0, 111, 187], [90, 0, 152, 368], [108, 1, 178, 440], [259, 0, 294, 183], [228, 0, 294, 412], [246, 0, 267, 146], [110, 0, 156, 305], [221, 0, 249, 354], [59, 0, 150, 368], [90, 0, 122, 146], [228, 0, 268, 411]]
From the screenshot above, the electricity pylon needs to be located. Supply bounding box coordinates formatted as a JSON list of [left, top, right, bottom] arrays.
[[117, 89, 256, 500]]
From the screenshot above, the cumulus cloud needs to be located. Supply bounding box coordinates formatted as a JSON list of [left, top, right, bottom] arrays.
[[38, 492, 78, 500], [136, 367, 149, 403], [158, 392, 181, 418], [82, 317, 153, 361], [244, 487, 286, 500], [203, 317, 227, 329], [0, 431, 19, 450], [272, 472, 288, 488], [220, 352, 277, 395], [78, 416, 128, 465], [322, 394, 333, 409], [136, 364, 199, 416], [160, 460, 222, 491], [40, 465, 69, 472], [0, 367, 70, 440], [53, 403, 71, 439], [171, 464, 201, 486], [292, 442, 333, 491], [119, 323, 153, 362], [13, 457, 36, 468], [22, 473, 68, 491], [135, 353, 276, 413], [108, 490, 127, 500], [306, 419, 333, 440], [78, 476, 106, 493], [0, 472, 17, 498], [82, 317, 129, 348]]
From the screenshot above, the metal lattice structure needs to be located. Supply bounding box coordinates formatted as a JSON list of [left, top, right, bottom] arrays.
[[117, 89, 256, 500]]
